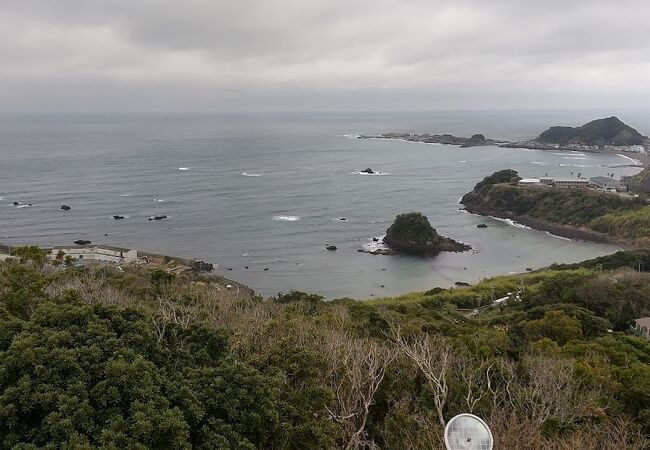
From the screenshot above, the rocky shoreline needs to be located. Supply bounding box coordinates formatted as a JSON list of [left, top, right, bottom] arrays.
[[461, 203, 642, 250], [358, 132, 504, 147]]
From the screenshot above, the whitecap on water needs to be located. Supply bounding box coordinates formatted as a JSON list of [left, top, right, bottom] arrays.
[[618, 154, 641, 165], [363, 236, 388, 253], [352, 170, 388, 176], [241, 172, 263, 177], [273, 215, 300, 222], [178, 167, 190, 171], [119, 193, 132, 197]]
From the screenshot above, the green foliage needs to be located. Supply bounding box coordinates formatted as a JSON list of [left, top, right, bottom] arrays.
[[1, 256, 650, 447], [538, 116, 644, 146], [522, 310, 583, 345], [0, 261, 50, 319], [591, 206, 650, 241], [462, 183, 644, 228], [384, 212, 441, 246], [472, 169, 521, 192], [274, 291, 324, 304], [551, 250, 650, 272], [10, 245, 49, 267]]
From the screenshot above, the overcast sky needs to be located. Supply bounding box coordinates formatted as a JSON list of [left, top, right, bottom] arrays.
[[1, 0, 650, 112]]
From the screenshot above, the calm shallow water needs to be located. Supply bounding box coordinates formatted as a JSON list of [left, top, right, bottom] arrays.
[[1, 111, 647, 298]]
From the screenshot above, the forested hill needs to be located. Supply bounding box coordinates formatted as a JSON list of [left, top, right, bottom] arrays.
[[461, 170, 650, 247], [1, 248, 650, 448], [538, 116, 645, 146]]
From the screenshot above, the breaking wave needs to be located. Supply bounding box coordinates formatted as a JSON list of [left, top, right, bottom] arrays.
[[273, 215, 300, 222]]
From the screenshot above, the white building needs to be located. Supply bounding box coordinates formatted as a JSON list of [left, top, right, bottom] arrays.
[[49, 245, 138, 264], [634, 317, 650, 340], [553, 179, 591, 188], [590, 176, 625, 192], [518, 178, 542, 186]]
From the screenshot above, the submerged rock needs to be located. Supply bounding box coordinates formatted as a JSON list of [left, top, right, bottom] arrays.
[[455, 281, 471, 287], [148, 215, 168, 221], [326, 245, 337, 251], [74, 240, 91, 245], [361, 168, 374, 174], [477, 223, 488, 228], [112, 215, 125, 220], [60, 205, 71, 211], [13, 201, 19, 206]]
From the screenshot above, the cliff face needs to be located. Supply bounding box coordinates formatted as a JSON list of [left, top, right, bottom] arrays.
[[382, 212, 469, 255], [537, 116, 645, 146]]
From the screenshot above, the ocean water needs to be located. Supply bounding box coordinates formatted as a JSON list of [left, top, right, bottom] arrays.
[[1, 111, 647, 298]]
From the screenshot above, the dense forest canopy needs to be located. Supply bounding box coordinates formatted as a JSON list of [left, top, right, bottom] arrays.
[[1, 247, 650, 449], [537, 117, 645, 146]]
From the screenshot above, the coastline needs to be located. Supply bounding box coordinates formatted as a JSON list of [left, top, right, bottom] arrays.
[[462, 204, 640, 250], [0, 242, 257, 297]]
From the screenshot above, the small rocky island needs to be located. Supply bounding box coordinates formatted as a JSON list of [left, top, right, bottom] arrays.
[[502, 116, 650, 153], [358, 132, 502, 147], [365, 212, 470, 256]]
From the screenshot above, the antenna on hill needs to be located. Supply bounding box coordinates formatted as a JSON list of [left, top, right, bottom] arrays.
[[444, 413, 493, 450]]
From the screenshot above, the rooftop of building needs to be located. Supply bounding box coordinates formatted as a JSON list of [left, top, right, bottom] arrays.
[[635, 317, 650, 328]]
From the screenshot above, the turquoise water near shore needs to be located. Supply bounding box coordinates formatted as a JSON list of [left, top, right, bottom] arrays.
[[0, 111, 647, 298]]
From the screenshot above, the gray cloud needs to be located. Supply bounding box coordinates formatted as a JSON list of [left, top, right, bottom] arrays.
[[1, 0, 649, 111]]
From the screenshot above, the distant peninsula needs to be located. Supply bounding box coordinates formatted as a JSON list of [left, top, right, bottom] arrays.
[[359, 116, 649, 155], [502, 116, 650, 154], [358, 132, 503, 147]]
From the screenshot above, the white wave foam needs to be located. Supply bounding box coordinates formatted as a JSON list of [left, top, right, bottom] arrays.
[[16, 204, 32, 208], [153, 198, 165, 202], [119, 193, 132, 197], [618, 154, 641, 165], [241, 172, 263, 177], [561, 156, 588, 160], [490, 216, 533, 230], [352, 170, 388, 176], [178, 167, 190, 171], [553, 152, 586, 157], [458, 160, 467, 163], [491, 216, 575, 242], [273, 215, 300, 222], [363, 236, 388, 252], [338, 133, 360, 139]]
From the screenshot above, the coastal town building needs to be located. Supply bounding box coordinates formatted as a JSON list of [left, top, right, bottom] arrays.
[[553, 179, 591, 188], [518, 177, 591, 188], [48, 245, 138, 264], [518, 178, 541, 186], [589, 176, 625, 192], [634, 317, 650, 340]]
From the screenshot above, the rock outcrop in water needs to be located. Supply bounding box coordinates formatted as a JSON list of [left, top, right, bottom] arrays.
[[382, 212, 470, 256]]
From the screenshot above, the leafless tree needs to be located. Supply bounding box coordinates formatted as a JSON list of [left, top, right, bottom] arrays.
[[322, 329, 396, 450], [387, 324, 452, 428]]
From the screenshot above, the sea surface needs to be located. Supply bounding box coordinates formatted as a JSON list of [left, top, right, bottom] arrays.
[[1, 110, 647, 298]]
